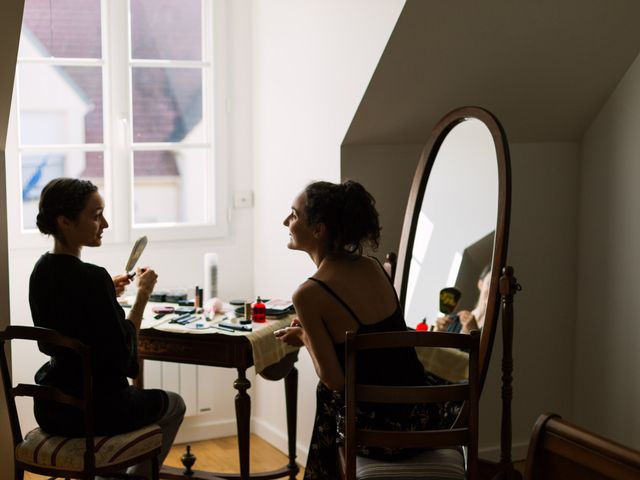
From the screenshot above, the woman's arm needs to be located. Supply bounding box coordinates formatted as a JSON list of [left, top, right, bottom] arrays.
[[126, 266, 157, 331], [458, 310, 479, 334], [291, 283, 345, 391], [88, 266, 141, 378]]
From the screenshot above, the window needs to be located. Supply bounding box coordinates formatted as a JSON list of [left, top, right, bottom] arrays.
[[7, 0, 227, 245]]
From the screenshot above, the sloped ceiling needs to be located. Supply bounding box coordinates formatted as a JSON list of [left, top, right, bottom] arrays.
[[344, 0, 640, 144]]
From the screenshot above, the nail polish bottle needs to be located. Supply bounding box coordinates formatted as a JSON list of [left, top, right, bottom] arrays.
[[416, 318, 428, 331]]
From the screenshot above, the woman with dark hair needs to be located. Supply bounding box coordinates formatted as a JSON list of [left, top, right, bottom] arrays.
[[276, 180, 441, 479], [30, 177, 185, 479]]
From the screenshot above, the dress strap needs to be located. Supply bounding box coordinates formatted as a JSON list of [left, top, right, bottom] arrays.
[[308, 277, 363, 325]]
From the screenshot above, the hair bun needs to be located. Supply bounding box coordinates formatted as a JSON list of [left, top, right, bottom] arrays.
[[304, 180, 381, 254], [36, 177, 98, 238], [35, 212, 53, 235]]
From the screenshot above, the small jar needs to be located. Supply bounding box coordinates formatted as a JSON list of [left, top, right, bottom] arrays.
[[252, 296, 266, 323]]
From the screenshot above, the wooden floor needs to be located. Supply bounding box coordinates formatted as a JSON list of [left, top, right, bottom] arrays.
[[22, 436, 524, 479], [165, 435, 305, 479], [24, 434, 305, 479]]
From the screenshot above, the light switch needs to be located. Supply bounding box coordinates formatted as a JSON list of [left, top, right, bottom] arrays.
[[234, 191, 254, 208]]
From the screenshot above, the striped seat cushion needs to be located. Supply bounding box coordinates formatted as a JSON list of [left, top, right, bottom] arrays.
[[356, 447, 465, 480], [15, 424, 162, 472]]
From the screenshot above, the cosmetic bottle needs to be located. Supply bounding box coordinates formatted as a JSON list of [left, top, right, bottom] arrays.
[[194, 286, 201, 309], [252, 296, 266, 323], [415, 318, 428, 331]]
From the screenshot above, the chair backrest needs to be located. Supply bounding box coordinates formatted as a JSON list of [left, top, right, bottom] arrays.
[[0, 325, 97, 472], [341, 329, 480, 480], [525, 413, 640, 480], [383, 252, 397, 281]]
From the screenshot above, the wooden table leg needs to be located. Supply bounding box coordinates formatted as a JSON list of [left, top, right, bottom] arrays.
[[284, 367, 299, 479], [234, 367, 252, 480], [139, 349, 298, 479]]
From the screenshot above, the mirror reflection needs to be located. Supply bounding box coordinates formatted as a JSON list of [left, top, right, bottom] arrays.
[[404, 118, 498, 332]]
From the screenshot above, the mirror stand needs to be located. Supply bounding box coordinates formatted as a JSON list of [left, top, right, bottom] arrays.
[[486, 265, 522, 480]]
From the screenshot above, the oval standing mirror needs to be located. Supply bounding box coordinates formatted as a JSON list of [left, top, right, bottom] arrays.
[[395, 106, 511, 392]]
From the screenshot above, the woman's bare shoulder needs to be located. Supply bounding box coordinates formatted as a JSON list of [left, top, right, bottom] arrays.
[[292, 278, 323, 304]]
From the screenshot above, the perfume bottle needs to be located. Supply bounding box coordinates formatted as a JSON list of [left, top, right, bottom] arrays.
[[252, 296, 266, 323]]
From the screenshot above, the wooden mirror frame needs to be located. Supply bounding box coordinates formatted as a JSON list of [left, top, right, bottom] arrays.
[[394, 105, 511, 393]]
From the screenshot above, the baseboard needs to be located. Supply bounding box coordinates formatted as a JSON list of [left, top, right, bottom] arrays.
[[174, 416, 238, 445], [479, 440, 529, 463], [252, 417, 309, 466]]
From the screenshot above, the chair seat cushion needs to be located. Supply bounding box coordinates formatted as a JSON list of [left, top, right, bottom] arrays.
[[356, 447, 465, 480], [15, 424, 162, 472]]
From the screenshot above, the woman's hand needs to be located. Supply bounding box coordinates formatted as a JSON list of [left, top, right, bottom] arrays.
[[135, 267, 158, 298], [274, 318, 305, 347], [458, 310, 479, 334], [112, 274, 131, 297], [434, 315, 451, 332], [127, 267, 158, 331]]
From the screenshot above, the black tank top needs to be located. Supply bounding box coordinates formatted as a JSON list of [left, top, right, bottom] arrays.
[[309, 258, 425, 386]]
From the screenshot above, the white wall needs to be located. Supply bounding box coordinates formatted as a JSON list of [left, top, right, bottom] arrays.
[[250, 0, 405, 463], [576, 51, 640, 448], [492, 141, 580, 460]]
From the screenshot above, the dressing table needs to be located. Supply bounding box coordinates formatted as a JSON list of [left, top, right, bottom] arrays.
[[134, 306, 300, 480]]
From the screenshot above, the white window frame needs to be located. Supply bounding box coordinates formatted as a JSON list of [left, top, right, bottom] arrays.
[[5, 0, 229, 249]]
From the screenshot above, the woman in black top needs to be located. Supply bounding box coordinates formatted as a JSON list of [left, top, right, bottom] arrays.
[[276, 180, 442, 479], [30, 177, 185, 478]]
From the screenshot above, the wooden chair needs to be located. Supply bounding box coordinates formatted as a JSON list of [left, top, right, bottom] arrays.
[[524, 412, 640, 480], [339, 330, 480, 480], [0, 325, 162, 480]]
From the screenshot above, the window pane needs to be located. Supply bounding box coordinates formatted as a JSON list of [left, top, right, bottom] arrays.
[[130, 0, 202, 61], [19, 65, 103, 145], [20, 0, 102, 59], [131, 68, 203, 143], [133, 149, 208, 225], [21, 151, 104, 230]]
